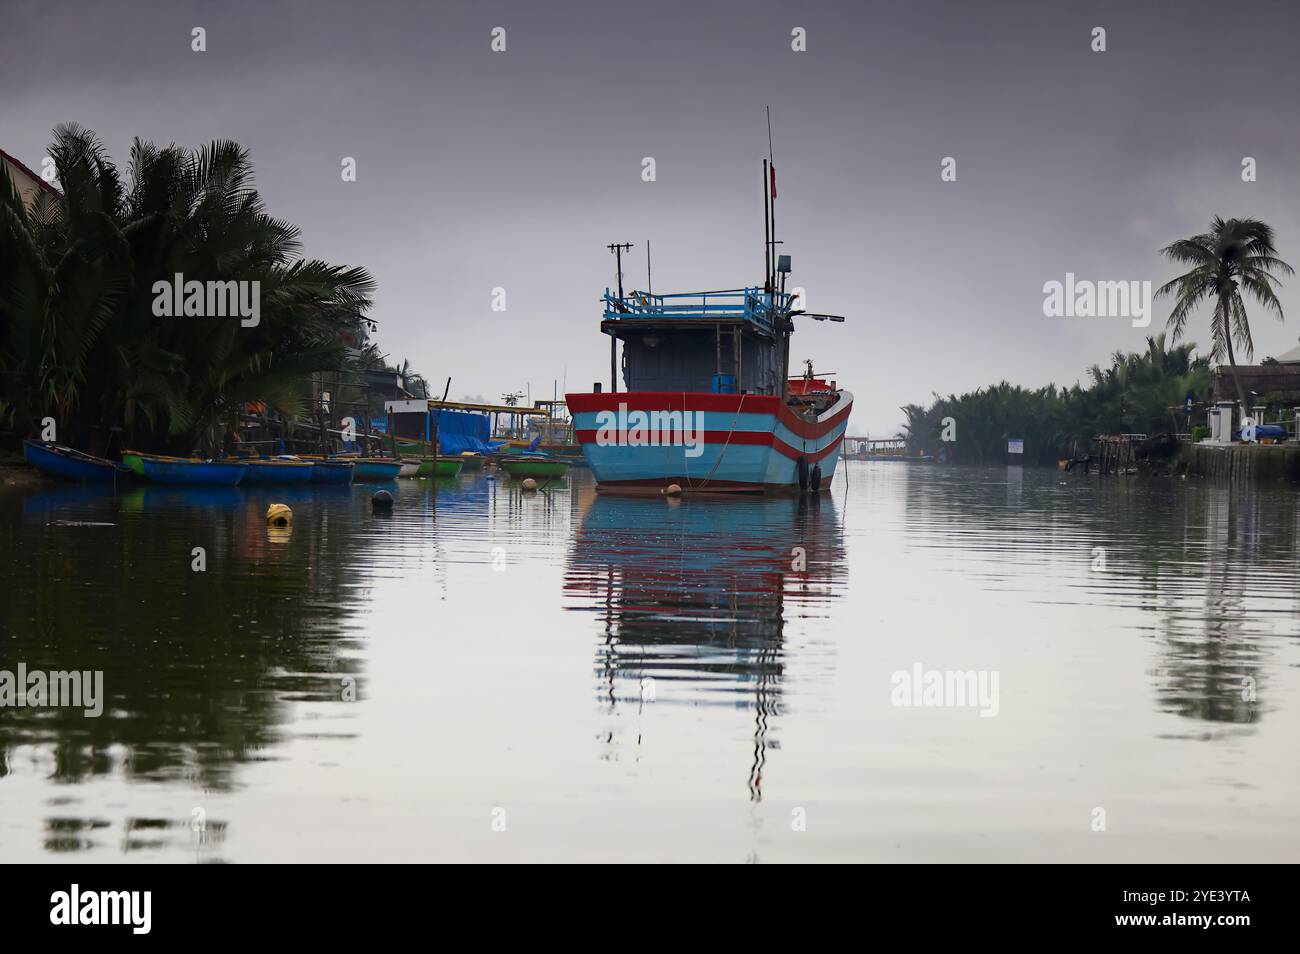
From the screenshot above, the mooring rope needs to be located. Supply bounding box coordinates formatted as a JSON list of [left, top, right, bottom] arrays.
[[696, 392, 747, 491]]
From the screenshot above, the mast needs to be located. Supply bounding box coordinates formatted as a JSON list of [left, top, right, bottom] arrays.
[[766, 106, 776, 297], [762, 160, 771, 292]]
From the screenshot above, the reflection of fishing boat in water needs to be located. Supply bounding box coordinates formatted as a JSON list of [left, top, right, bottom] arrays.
[[567, 152, 852, 495], [565, 491, 845, 799]]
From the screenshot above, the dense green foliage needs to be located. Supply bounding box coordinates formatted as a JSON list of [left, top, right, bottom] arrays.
[[900, 335, 1212, 465], [0, 125, 377, 454]]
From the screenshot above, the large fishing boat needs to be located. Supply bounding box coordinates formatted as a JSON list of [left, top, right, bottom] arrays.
[[566, 165, 853, 494]]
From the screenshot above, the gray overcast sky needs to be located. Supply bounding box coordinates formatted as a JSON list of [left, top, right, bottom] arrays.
[[4, 0, 1299, 434]]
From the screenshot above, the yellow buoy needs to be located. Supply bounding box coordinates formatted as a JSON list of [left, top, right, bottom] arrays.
[[266, 503, 292, 527]]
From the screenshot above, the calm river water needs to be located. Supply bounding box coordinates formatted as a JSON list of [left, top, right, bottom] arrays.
[[1, 463, 1298, 862]]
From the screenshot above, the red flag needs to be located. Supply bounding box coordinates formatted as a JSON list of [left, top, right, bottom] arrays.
[[770, 164, 777, 198]]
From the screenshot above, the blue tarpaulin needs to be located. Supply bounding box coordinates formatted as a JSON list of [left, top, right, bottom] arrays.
[[434, 408, 508, 455]]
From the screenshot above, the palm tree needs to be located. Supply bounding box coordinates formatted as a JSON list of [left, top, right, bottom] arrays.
[[1157, 217, 1292, 412], [1, 124, 375, 454]]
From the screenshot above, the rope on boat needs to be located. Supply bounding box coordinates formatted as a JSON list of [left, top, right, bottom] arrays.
[[695, 392, 747, 491]]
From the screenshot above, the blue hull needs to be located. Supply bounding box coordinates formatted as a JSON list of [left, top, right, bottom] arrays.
[[310, 462, 354, 484], [140, 458, 247, 486], [23, 440, 129, 483], [351, 460, 401, 481], [243, 461, 314, 484]]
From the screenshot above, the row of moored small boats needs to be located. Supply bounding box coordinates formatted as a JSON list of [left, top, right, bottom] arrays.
[[23, 439, 473, 486], [24, 439, 568, 485]]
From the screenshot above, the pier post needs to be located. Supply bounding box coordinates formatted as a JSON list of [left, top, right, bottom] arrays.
[[715, 324, 722, 384], [734, 327, 741, 391]]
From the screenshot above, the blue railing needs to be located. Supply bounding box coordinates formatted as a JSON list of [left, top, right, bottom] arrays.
[[602, 287, 794, 334]]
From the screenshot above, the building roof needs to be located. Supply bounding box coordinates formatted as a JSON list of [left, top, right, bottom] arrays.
[[1273, 342, 1300, 364], [1212, 363, 1300, 402], [0, 148, 63, 199]]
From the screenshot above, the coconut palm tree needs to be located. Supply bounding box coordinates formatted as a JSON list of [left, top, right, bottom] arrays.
[[1157, 217, 1292, 412], [0, 124, 376, 454]]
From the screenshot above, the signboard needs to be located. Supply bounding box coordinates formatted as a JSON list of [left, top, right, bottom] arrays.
[[384, 399, 428, 415], [1007, 439, 1024, 455]]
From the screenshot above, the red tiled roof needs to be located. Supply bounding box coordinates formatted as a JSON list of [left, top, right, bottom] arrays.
[[0, 148, 64, 198]]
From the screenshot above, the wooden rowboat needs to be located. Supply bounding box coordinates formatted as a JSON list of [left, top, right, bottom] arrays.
[[243, 458, 314, 484], [122, 449, 193, 476], [414, 456, 464, 478], [500, 456, 569, 479], [139, 456, 247, 486], [309, 460, 354, 484], [23, 440, 131, 483], [350, 458, 402, 481]]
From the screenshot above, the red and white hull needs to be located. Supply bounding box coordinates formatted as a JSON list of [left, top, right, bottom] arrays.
[[566, 390, 853, 493]]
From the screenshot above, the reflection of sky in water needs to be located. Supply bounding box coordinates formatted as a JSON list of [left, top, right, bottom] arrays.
[[0, 464, 1297, 861]]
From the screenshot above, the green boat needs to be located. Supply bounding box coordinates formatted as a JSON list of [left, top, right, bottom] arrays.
[[414, 456, 464, 478], [500, 456, 569, 479]]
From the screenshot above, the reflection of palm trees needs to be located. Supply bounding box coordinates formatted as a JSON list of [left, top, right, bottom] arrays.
[[1156, 485, 1266, 725], [567, 493, 844, 799], [900, 468, 1282, 727], [0, 484, 372, 792]]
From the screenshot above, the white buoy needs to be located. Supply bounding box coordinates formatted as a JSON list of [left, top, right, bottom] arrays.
[[664, 483, 683, 497], [522, 478, 538, 491]]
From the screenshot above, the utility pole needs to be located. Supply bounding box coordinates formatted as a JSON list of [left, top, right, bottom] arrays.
[[607, 242, 633, 301]]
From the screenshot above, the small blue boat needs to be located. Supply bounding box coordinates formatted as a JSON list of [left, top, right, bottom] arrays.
[[139, 456, 247, 486], [310, 460, 354, 484], [350, 458, 402, 481], [23, 439, 130, 483], [243, 458, 314, 484]]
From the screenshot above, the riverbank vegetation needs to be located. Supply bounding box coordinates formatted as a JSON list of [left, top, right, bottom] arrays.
[[900, 335, 1213, 465], [902, 217, 1292, 466], [0, 124, 414, 456]]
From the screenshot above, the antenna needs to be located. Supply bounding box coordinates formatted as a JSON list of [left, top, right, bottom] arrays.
[[766, 105, 775, 166]]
